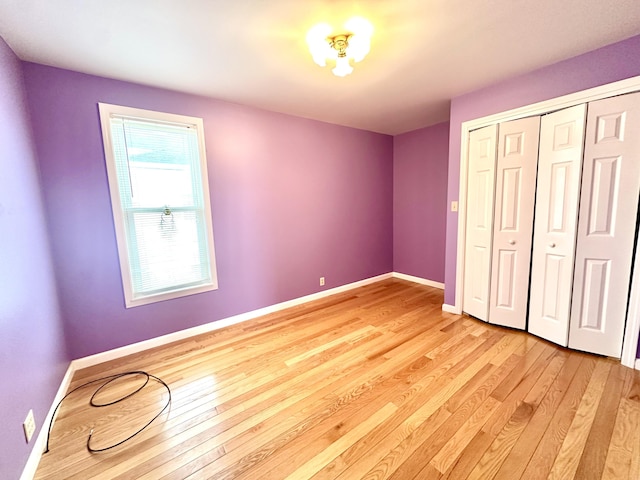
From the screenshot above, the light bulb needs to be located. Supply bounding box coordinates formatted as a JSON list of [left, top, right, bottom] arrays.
[[332, 56, 353, 77]]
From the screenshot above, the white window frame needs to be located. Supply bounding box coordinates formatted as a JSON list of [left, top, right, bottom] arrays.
[[98, 102, 218, 308]]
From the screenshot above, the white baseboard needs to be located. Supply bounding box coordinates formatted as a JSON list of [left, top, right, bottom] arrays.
[[390, 273, 456, 314], [636, 358, 640, 370], [20, 363, 75, 480], [72, 272, 393, 370], [442, 303, 461, 314], [392, 272, 444, 289], [20, 270, 448, 478], [21, 272, 394, 478]]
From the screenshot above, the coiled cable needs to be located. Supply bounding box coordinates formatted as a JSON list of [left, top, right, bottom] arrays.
[[44, 370, 171, 454]]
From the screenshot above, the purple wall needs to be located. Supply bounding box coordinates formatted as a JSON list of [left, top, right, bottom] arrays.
[[0, 39, 69, 478], [393, 122, 449, 283], [22, 63, 393, 359]]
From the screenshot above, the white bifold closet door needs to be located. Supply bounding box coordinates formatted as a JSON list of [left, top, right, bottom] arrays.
[[463, 124, 498, 321], [568, 92, 640, 357], [528, 104, 587, 346], [488, 116, 540, 329]]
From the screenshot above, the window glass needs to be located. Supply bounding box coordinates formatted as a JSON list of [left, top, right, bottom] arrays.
[[99, 104, 218, 307]]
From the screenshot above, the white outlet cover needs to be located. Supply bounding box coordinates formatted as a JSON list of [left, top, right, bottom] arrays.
[[23, 409, 36, 443]]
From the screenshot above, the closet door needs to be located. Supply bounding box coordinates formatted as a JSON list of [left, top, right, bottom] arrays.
[[463, 124, 498, 321], [489, 116, 540, 329], [568, 92, 640, 357], [528, 105, 587, 346]]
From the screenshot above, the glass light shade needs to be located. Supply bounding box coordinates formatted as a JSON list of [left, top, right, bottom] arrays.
[[306, 23, 333, 66], [332, 56, 353, 77], [310, 49, 327, 67], [344, 17, 374, 37], [347, 34, 370, 63], [345, 17, 372, 63]]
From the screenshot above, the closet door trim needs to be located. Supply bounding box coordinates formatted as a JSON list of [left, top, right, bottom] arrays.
[[453, 75, 640, 369]]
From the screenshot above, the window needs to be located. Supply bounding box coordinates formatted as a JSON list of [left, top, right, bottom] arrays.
[[99, 103, 218, 307]]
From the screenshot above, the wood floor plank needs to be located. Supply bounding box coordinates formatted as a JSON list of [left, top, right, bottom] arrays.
[[306, 334, 504, 480], [439, 430, 494, 479], [466, 401, 535, 480], [137, 314, 460, 480], [388, 353, 525, 480], [491, 351, 573, 480], [89, 336, 398, 479], [481, 342, 560, 438], [547, 361, 611, 479], [627, 398, 640, 480], [215, 328, 494, 480], [345, 334, 523, 479], [601, 397, 637, 480], [299, 335, 501, 480], [195, 350, 438, 480], [519, 357, 597, 480], [429, 396, 501, 473], [282, 403, 398, 480], [33, 279, 639, 480], [573, 361, 625, 480]]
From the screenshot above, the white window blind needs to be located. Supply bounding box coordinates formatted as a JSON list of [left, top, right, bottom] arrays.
[[99, 103, 218, 307]]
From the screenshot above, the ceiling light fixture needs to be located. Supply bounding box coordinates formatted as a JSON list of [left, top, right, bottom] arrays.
[[306, 17, 373, 77]]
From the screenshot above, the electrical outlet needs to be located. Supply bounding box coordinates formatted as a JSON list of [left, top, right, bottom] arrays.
[[451, 201, 458, 212], [320, 277, 325, 286], [23, 409, 36, 443]]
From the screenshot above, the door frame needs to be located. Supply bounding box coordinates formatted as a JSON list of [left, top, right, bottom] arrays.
[[453, 75, 640, 369]]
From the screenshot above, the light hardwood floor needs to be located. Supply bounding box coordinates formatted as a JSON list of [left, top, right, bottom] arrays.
[[35, 279, 640, 479]]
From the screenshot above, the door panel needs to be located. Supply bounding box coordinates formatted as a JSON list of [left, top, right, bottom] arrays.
[[568, 92, 640, 357], [463, 125, 498, 321], [541, 253, 563, 320], [586, 157, 618, 235], [489, 116, 540, 329], [495, 250, 516, 308], [578, 259, 609, 330], [529, 105, 586, 346], [548, 162, 572, 232]]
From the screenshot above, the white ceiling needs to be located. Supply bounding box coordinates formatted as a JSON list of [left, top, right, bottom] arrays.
[[1, 0, 640, 134]]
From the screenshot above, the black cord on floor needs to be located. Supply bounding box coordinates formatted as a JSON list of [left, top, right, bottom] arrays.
[[44, 370, 172, 454]]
